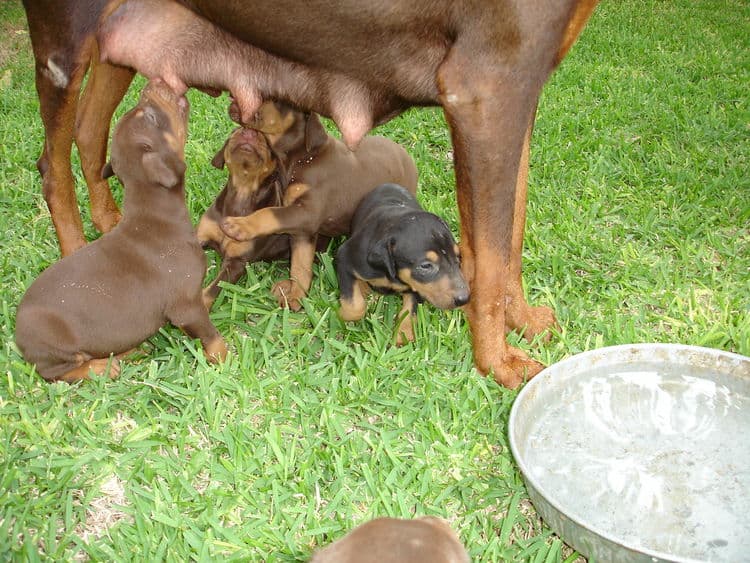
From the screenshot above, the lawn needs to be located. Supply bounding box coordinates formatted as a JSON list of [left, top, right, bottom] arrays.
[[1, 0, 748, 561]]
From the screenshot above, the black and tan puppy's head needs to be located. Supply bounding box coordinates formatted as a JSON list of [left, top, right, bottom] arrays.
[[102, 78, 189, 188], [212, 127, 277, 200], [369, 213, 469, 310]]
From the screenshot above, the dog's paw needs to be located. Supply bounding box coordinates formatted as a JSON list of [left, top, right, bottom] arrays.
[[506, 304, 559, 343], [204, 336, 228, 363], [271, 279, 304, 311], [220, 217, 252, 241], [474, 344, 544, 389]]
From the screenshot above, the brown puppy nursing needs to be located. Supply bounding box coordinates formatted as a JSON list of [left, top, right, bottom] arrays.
[[196, 126, 293, 308], [220, 101, 419, 311], [15, 80, 227, 383], [310, 517, 469, 563]]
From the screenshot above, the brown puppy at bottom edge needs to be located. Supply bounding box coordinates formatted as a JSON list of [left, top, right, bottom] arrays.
[[219, 101, 418, 312], [14, 79, 227, 383], [336, 183, 469, 346], [310, 516, 469, 563]]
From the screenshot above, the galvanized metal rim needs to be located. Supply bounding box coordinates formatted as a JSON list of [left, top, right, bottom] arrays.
[[508, 343, 750, 563]]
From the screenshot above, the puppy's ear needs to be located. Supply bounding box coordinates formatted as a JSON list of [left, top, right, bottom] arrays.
[[101, 161, 114, 179], [211, 137, 230, 169], [304, 113, 328, 153], [143, 152, 185, 188], [367, 237, 397, 280]]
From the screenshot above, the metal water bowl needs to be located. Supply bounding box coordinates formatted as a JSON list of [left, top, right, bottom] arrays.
[[509, 344, 750, 562]]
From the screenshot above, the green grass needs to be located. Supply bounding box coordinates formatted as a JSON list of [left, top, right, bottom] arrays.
[[1, 0, 749, 560]]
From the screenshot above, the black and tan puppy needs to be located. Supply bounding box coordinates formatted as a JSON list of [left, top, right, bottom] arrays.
[[336, 183, 469, 345], [310, 517, 469, 563], [15, 79, 227, 383], [196, 127, 290, 308], [221, 101, 418, 311]]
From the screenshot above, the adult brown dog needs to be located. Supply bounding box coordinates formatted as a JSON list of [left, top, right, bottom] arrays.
[[15, 80, 227, 383], [219, 101, 419, 312], [21, 0, 598, 387], [310, 517, 469, 563]]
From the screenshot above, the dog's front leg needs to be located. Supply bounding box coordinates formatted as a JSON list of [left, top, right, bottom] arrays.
[[504, 116, 558, 342], [394, 292, 419, 346], [271, 234, 317, 311], [437, 43, 555, 388]]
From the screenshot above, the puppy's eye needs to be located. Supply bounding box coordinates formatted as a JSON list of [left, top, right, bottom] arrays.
[[416, 261, 437, 274]]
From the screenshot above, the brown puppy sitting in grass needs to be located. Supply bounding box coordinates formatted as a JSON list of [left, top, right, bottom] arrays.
[[196, 127, 291, 308], [336, 183, 469, 345], [310, 516, 469, 563], [220, 101, 418, 311], [15, 79, 227, 383]]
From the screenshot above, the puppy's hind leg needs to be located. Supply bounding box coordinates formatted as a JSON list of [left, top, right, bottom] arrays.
[[394, 292, 419, 347], [336, 244, 368, 322], [167, 299, 228, 363], [56, 357, 121, 383]]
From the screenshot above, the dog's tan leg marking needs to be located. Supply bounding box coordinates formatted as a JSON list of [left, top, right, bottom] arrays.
[[75, 55, 133, 234], [395, 293, 416, 346], [36, 53, 90, 256], [439, 48, 547, 388], [272, 236, 316, 311], [504, 120, 558, 342], [196, 215, 224, 246], [57, 356, 121, 383], [221, 208, 283, 241], [339, 279, 369, 322], [203, 336, 228, 363]]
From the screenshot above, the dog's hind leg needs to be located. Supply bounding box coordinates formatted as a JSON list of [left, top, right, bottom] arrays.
[[75, 54, 134, 234], [504, 116, 559, 342], [29, 46, 90, 256], [56, 357, 121, 383], [505, 0, 598, 343]]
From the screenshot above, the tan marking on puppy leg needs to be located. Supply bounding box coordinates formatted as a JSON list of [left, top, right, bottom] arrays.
[[196, 215, 224, 246], [221, 208, 283, 241], [58, 356, 120, 383], [204, 336, 228, 363], [339, 279, 368, 321], [221, 238, 255, 259], [272, 236, 316, 310], [202, 287, 217, 311], [395, 293, 416, 346]]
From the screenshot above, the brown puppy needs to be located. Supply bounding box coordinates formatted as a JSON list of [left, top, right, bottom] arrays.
[[15, 79, 227, 383], [310, 517, 469, 563], [220, 102, 419, 311], [196, 127, 289, 308]]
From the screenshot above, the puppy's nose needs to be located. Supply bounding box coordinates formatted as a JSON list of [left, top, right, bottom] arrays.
[[454, 290, 470, 307]]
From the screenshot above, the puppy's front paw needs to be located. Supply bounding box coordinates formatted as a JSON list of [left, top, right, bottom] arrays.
[[271, 279, 304, 311], [204, 336, 228, 363], [220, 217, 253, 241]]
